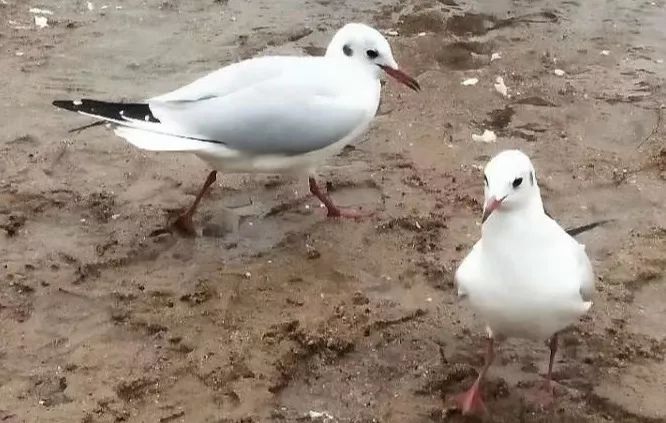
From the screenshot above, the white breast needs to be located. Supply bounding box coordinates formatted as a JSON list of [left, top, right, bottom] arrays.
[[456, 215, 592, 340]]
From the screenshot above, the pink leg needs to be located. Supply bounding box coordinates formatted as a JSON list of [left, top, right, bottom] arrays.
[[308, 177, 374, 219], [172, 170, 218, 237], [546, 334, 558, 388], [453, 337, 495, 416], [526, 334, 559, 408], [537, 334, 558, 407]]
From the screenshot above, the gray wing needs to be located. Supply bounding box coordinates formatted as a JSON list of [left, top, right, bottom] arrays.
[[148, 56, 300, 103], [148, 73, 370, 156], [455, 240, 483, 299], [577, 243, 595, 301], [542, 214, 595, 303]]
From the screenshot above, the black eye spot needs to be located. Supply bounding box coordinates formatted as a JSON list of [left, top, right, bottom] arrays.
[[343, 44, 353, 57], [512, 177, 523, 188], [366, 49, 379, 59], [483, 174, 488, 186]]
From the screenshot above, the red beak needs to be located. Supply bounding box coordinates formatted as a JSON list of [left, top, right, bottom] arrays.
[[378, 65, 421, 91], [482, 196, 504, 223]]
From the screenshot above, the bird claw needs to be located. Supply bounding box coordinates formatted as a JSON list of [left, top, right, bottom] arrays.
[[170, 213, 197, 237], [148, 212, 197, 238], [325, 206, 375, 219], [452, 386, 488, 416], [526, 380, 556, 409]]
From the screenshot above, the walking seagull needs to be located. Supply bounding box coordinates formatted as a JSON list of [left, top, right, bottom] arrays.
[[52, 23, 420, 235], [453, 149, 595, 415]]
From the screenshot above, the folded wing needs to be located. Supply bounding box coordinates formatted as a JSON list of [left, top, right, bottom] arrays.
[[54, 57, 369, 156], [148, 72, 368, 155]]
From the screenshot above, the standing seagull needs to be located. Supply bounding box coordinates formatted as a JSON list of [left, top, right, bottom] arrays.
[[52, 23, 420, 235], [453, 150, 594, 415]]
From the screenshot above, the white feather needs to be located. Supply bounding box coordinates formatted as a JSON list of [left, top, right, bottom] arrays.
[[114, 127, 212, 152], [455, 150, 595, 341], [59, 23, 408, 177]]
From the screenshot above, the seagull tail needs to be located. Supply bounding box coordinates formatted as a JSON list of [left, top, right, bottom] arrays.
[[52, 99, 212, 152], [113, 127, 209, 151]]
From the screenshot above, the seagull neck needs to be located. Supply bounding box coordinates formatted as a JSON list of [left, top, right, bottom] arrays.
[[350, 60, 383, 80], [482, 195, 545, 237]]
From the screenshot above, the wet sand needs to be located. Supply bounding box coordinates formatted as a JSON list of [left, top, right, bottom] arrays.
[[1, 0, 665, 421]]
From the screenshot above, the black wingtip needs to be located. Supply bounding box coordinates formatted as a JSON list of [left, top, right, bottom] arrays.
[[544, 206, 613, 237], [566, 219, 614, 237], [52, 100, 79, 112], [51, 99, 160, 123]]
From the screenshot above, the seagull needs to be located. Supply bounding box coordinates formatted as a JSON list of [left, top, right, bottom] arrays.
[[52, 23, 420, 236], [452, 149, 595, 415]]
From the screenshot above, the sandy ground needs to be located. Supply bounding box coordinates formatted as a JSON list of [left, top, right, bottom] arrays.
[[1, 0, 666, 422]]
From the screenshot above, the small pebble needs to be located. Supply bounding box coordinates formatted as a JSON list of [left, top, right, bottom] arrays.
[[494, 76, 508, 97], [471, 130, 497, 143], [34, 16, 48, 28]]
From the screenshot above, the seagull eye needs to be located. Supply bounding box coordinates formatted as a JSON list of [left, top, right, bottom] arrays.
[[366, 49, 379, 59], [512, 177, 523, 188], [343, 44, 353, 57], [483, 174, 488, 186]]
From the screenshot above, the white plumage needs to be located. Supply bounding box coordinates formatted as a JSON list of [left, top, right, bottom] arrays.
[[53, 23, 420, 232], [456, 150, 593, 339], [56, 23, 419, 175], [452, 149, 594, 415]]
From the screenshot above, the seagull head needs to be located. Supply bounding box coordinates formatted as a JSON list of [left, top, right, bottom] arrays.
[[326, 23, 420, 91], [481, 150, 542, 224]]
